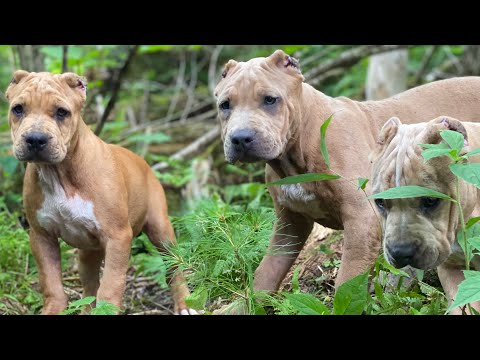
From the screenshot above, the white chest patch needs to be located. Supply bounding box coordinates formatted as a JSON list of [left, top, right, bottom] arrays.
[[36, 169, 101, 249], [279, 184, 316, 203]]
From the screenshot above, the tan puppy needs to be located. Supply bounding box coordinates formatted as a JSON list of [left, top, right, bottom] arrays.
[[370, 116, 480, 313], [6, 71, 196, 315], [214, 49, 480, 297]]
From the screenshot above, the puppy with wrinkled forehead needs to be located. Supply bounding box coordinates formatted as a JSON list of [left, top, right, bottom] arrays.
[[6, 71, 197, 315], [370, 116, 480, 314]]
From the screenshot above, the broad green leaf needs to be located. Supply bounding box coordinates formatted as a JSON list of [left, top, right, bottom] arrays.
[[284, 293, 329, 315], [449, 163, 480, 189], [440, 129, 464, 153], [291, 266, 301, 294], [457, 223, 480, 262], [466, 216, 480, 229], [421, 148, 453, 162], [320, 114, 333, 168], [333, 271, 369, 315], [419, 142, 449, 150], [468, 237, 480, 252], [185, 288, 208, 311], [381, 257, 411, 278], [447, 271, 480, 312], [465, 147, 480, 158], [368, 186, 453, 201], [358, 177, 369, 190], [68, 296, 96, 307], [266, 173, 340, 186], [91, 300, 119, 315], [60, 308, 79, 315]]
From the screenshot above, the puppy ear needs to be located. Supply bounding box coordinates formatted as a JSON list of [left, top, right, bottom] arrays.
[[369, 117, 402, 163], [266, 49, 304, 81], [5, 70, 30, 100], [221, 59, 238, 79], [427, 116, 469, 147], [61, 72, 87, 104]]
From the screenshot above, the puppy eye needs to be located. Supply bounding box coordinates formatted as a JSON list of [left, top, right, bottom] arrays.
[[374, 199, 386, 212], [421, 197, 440, 210], [12, 104, 24, 116], [220, 100, 230, 110], [264, 96, 277, 105], [56, 107, 69, 120]]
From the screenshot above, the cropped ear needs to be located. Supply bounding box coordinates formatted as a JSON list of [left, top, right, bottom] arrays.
[[5, 70, 30, 100], [61, 72, 87, 105], [426, 116, 469, 147], [221, 59, 238, 79], [369, 117, 402, 163], [266, 49, 304, 81]]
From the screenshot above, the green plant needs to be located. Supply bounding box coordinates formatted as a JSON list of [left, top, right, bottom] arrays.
[[61, 296, 119, 315]]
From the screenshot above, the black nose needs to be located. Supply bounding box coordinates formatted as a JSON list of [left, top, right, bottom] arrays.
[[25, 132, 49, 152], [230, 129, 256, 152], [387, 243, 417, 268]]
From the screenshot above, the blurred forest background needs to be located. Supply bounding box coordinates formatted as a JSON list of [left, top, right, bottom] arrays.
[[0, 45, 478, 315]]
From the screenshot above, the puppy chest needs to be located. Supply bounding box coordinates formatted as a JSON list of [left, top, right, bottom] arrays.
[[36, 191, 101, 249], [277, 184, 328, 220]]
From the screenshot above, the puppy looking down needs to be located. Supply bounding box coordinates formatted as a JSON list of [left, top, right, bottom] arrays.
[[370, 116, 480, 314]]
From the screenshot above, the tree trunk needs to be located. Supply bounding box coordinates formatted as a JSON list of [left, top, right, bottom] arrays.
[[365, 49, 408, 100], [16, 45, 45, 71]]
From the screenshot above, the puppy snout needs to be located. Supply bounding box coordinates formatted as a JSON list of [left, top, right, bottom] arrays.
[[386, 243, 417, 268], [25, 132, 49, 152], [230, 129, 256, 152]]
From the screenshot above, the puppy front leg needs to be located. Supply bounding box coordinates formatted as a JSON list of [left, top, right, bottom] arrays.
[[438, 264, 480, 315], [29, 229, 68, 314], [96, 228, 133, 311]]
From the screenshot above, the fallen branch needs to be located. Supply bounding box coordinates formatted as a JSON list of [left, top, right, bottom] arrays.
[[94, 45, 139, 136], [304, 45, 413, 82], [152, 125, 220, 171]]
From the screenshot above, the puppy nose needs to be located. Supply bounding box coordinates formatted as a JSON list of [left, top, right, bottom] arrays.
[[387, 243, 416, 268], [25, 132, 49, 152], [230, 129, 256, 151]]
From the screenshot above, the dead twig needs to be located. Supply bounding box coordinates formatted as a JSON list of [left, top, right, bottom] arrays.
[[165, 51, 186, 122], [152, 125, 220, 171], [208, 45, 224, 96], [94, 45, 139, 136]]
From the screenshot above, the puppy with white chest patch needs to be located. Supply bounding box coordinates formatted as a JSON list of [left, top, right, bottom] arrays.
[[370, 116, 480, 314], [6, 70, 197, 315]]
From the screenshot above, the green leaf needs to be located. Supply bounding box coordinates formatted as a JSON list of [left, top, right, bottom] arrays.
[[284, 293, 329, 315], [419, 143, 449, 150], [466, 217, 480, 229], [333, 271, 369, 315], [381, 257, 411, 278], [440, 129, 465, 153], [447, 271, 480, 312], [468, 237, 480, 252], [421, 148, 454, 162], [266, 173, 340, 186], [368, 186, 453, 201], [60, 308, 80, 315], [357, 177, 369, 190], [91, 300, 119, 315], [185, 288, 208, 311], [69, 296, 96, 307], [320, 114, 333, 168], [0, 155, 19, 176], [449, 163, 480, 189], [457, 223, 480, 262], [465, 147, 480, 158]]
